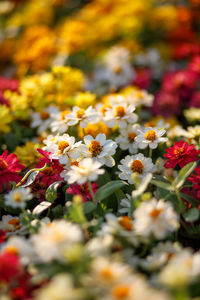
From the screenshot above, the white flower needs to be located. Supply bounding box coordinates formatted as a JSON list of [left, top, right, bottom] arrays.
[[159, 249, 200, 287], [98, 214, 138, 246], [4, 187, 33, 209], [43, 134, 82, 164], [92, 46, 134, 89], [82, 133, 117, 167], [0, 215, 21, 234], [31, 105, 59, 134], [31, 220, 83, 262], [87, 257, 133, 287], [119, 194, 132, 215], [50, 109, 70, 134], [35, 274, 83, 300], [125, 87, 154, 107], [3, 236, 34, 264], [104, 103, 138, 129], [118, 154, 156, 184], [66, 106, 99, 128], [135, 127, 168, 149], [116, 124, 140, 154], [140, 241, 182, 271], [167, 125, 189, 140], [133, 198, 179, 239], [66, 158, 104, 185]]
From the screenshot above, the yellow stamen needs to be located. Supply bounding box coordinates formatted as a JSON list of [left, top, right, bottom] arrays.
[[144, 130, 156, 141], [89, 141, 103, 157]]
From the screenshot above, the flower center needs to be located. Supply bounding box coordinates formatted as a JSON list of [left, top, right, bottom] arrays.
[[174, 147, 184, 157], [71, 161, 79, 166], [76, 109, 85, 119], [79, 184, 89, 194], [100, 268, 113, 280], [89, 141, 103, 157], [150, 208, 163, 218], [115, 106, 126, 118], [128, 132, 137, 143], [42, 167, 55, 176], [40, 111, 50, 120], [131, 160, 144, 174], [111, 284, 130, 299], [118, 216, 133, 231], [58, 141, 69, 154], [8, 219, 21, 230], [13, 193, 23, 203], [0, 159, 8, 171], [144, 130, 156, 141], [5, 246, 19, 256]]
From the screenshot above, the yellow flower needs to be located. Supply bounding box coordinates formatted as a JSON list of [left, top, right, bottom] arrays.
[[78, 122, 109, 139], [74, 92, 96, 108], [6, 92, 30, 120], [0, 105, 12, 133], [15, 142, 41, 168]]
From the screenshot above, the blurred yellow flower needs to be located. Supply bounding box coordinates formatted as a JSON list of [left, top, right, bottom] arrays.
[[15, 142, 41, 168], [0, 105, 12, 133]]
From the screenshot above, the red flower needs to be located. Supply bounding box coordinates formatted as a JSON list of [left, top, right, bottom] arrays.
[[0, 150, 25, 191], [0, 230, 6, 244], [31, 149, 63, 200], [164, 140, 199, 168], [0, 252, 21, 283], [66, 182, 98, 202]]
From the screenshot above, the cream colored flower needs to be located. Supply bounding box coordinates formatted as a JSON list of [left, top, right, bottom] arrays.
[[133, 198, 179, 239]]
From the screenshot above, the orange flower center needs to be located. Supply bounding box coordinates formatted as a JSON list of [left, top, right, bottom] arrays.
[[8, 219, 21, 231], [0, 159, 8, 171], [5, 246, 19, 256], [42, 167, 55, 176], [71, 161, 79, 166], [115, 106, 126, 118], [111, 284, 130, 299], [128, 132, 137, 143], [144, 130, 156, 141], [58, 141, 69, 153], [131, 160, 144, 174], [40, 111, 50, 120], [76, 109, 85, 119], [89, 141, 103, 157], [150, 208, 163, 218], [118, 216, 133, 231], [174, 147, 184, 157], [100, 268, 113, 280]]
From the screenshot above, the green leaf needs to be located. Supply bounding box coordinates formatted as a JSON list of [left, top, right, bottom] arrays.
[[174, 162, 197, 189], [52, 205, 63, 218], [94, 180, 127, 202], [45, 181, 62, 203], [21, 171, 39, 188], [151, 179, 173, 191], [68, 203, 86, 224], [83, 201, 96, 214], [183, 207, 199, 222]]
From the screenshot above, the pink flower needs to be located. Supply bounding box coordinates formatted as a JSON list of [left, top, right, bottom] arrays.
[[152, 91, 180, 117], [164, 140, 199, 168], [0, 150, 25, 191], [66, 182, 98, 202]]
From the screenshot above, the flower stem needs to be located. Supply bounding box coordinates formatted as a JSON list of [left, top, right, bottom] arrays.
[[149, 147, 152, 158], [88, 181, 96, 204]]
